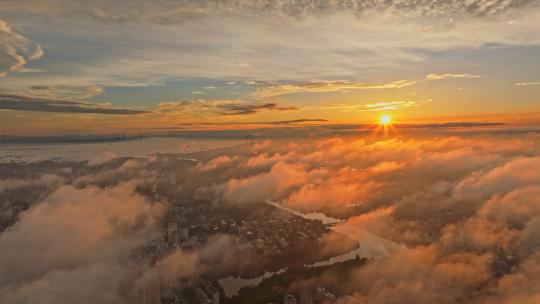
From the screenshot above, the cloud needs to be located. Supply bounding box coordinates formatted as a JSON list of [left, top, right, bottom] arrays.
[[1, 1, 539, 88], [0, 45, 25, 76], [217, 102, 297, 115], [0, 174, 64, 193], [0, 94, 150, 115], [264, 118, 327, 124], [485, 251, 540, 304], [178, 119, 328, 126], [514, 81, 540, 86], [196, 131, 540, 225], [283, 166, 381, 214], [6, 0, 535, 21], [138, 250, 198, 286], [221, 161, 308, 204], [333, 207, 397, 239], [197, 155, 233, 172], [156, 99, 297, 116], [305, 100, 421, 113], [413, 122, 507, 128], [88, 151, 118, 166], [3, 115, 540, 302], [0, 19, 44, 77], [27, 44, 44, 60], [342, 246, 493, 304], [369, 161, 405, 174], [479, 186, 540, 230], [136, 234, 241, 289], [253, 80, 417, 99], [242, 152, 291, 168], [28, 85, 104, 99], [471, 185, 540, 258], [453, 157, 540, 201], [0, 165, 241, 303], [0, 182, 164, 303], [363, 101, 418, 111], [426, 73, 481, 80]]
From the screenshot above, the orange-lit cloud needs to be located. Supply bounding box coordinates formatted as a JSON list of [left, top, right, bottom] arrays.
[[0, 19, 43, 77], [252, 80, 417, 99], [426, 73, 481, 80]]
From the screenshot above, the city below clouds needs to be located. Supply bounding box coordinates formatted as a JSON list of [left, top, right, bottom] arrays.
[[2, 129, 540, 303]]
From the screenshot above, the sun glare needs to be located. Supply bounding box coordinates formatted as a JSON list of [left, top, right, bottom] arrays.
[[379, 115, 392, 126]]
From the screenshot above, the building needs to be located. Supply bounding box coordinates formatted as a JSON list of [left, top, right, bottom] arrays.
[[299, 289, 314, 304], [133, 275, 161, 304], [167, 222, 178, 243], [284, 294, 297, 304], [315, 288, 337, 303], [179, 228, 189, 241]]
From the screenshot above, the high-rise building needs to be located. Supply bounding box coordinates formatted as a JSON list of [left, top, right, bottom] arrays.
[[133, 275, 161, 304], [167, 222, 178, 243]]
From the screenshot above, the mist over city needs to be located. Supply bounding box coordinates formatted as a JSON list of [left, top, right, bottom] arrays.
[[1, 1, 540, 304]]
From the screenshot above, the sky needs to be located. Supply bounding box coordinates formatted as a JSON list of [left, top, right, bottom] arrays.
[[1, 0, 540, 135]]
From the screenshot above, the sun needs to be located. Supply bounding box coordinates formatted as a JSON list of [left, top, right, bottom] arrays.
[[372, 114, 398, 137], [379, 114, 392, 126]]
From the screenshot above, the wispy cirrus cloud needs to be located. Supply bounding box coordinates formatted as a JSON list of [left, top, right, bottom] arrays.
[[1, 1, 539, 92], [28, 85, 104, 99], [0, 94, 150, 115], [311, 100, 419, 113], [252, 80, 417, 99], [426, 73, 482, 80], [4, 0, 535, 21], [363, 101, 418, 111], [514, 81, 540, 86], [0, 19, 43, 77]]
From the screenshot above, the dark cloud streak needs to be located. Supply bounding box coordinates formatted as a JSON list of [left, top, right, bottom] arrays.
[[0, 94, 150, 115], [177, 119, 328, 126], [216, 102, 297, 115]]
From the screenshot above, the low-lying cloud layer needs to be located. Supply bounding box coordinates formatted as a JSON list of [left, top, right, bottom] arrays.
[[191, 130, 540, 303], [2, 127, 540, 303], [0, 160, 245, 303], [0, 182, 163, 303]]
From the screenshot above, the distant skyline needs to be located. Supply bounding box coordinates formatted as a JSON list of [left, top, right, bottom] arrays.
[[1, 0, 540, 135]]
